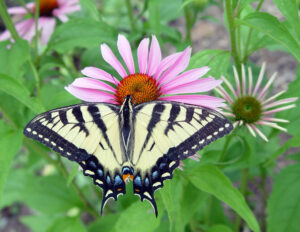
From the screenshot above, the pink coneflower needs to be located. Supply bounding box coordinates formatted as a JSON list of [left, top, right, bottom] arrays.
[[216, 63, 298, 142], [65, 34, 224, 110], [0, 0, 80, 45]]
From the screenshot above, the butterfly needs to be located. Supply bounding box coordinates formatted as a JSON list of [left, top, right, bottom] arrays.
[[24, 95, 233, 216]]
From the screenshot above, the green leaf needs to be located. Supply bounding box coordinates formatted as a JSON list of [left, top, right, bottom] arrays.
[[264, 133, 300, 166], [114, 201, 161, 232], [188, 50, 231, 78], [67, 164, 80, 187], [88, 214, 119, 232], [187, 165, 260, 232], [0, 128, 23, 205], [272, 0, 300, 40], [0, 73, 44, 113], [80, 0, 102, 21], [21, 215, 60, 232], [236, 12, 300, 62], [52, 18, 116, 53], [267, 164, 300, 232], [21, 174, 83, 214], [207, 224, 233, 232], [46, 217, 86, 232], [0, 39, 30, 80]]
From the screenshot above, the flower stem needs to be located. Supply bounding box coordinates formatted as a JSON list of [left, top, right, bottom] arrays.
[[243, 0, 264, 63], [218, 134, 233, 163], [0, 0, 20, 40], [34, 0, 39, 59], [224, 0, 241, 75], [184, 6, 192, 44], [234, 168, 249, 231], [28, 59, 41, 98], [125, 0, 136, 32]]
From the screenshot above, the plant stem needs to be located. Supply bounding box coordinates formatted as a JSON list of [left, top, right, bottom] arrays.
[[24, 138, 99, 218], [259, 165, 267, 232], [184, 6, 192, 44], [234, 168, 249, 231], [0, 0, 20, 40], [224, 0, 241, 76], [218, 134, 233, 163], [204, 196, 213, 226], [17, 0, 33, 15], [28, 59, 41, 98], [34, 0, 39, 59], [243, 0, 264, 63], [125, 0, 136, 31]]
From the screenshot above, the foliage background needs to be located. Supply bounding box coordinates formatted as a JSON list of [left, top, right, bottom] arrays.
[[0, 0, 300, 232]]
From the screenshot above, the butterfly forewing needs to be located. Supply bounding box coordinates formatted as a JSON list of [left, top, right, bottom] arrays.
[[24, 103, 127, 213], [131, 101, 233, 213]]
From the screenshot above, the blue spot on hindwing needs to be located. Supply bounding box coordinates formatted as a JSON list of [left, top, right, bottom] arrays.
[[152, 171, 158, 179], [106, 175, 111, 184], [114, 175, 122, 185], [97, 169, 103, 177], [145, 177, 149, 186], [134, 176, 142, 186]]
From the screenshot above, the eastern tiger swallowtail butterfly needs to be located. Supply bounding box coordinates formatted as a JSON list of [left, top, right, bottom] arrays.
[[24, 95, 233, 216]]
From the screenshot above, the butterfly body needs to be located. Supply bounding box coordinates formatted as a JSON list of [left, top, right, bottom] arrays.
[[24, 96, 233, 215]]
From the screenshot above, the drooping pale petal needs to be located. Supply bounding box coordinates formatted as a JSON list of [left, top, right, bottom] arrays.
[[216, 86, 233, 104], [262, 90, 285, 105], [233, 66, 241, 96], [147, 35, 162, 76], [252, 62, 266, 96], [258, 72, 277, 100], [39, 17, 56, 45], [158, 47, 192, 85], [248, 67, 253, 95], [65, 85, 115, 103], [221, 76, 237, 98], [241, 64, 246, 95], [256, 121, 287, 132], [261, 117, 289, 123], [137, 38, 149, 74], [100, 43, 127, 78], [159, 95, 225, 108], [81, 67, 120, 84], [263, 104, 296, 114], [117, 34, 135, 74], [245, 123, 256, 137], [263, 97, 298, 110], [161, 67, 210, 89], [154, 52, 182, 80], [71, 78, 116, 93], [251, 124, 268, 142], [162, 78, 222, 95]]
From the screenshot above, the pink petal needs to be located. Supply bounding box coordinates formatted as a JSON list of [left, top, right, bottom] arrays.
[[65, 85, 115, 103], [100, 43, 127, 78], [256, 121, 287, 132], [158, 47, 192, 85], [0, 29, 12, 41], [262, 90, 285, 105], [154, 52, 182, 80], [252, 62, 266, 96], [159, 95, 225, 109], [71, 78, 116, 93], [261, 117, 289, 123], [161, 67, 210, 88], [39, 17, 56, 45], [117, 34, 135, 74], [221, 76, 237, 98], [147, 35, 162, 76], [81, 67, 120, 84], [137, 38, 149, 74], [18, 19, 35, 42], [162, 78, 222, 95], [7, 6, 28, 15]]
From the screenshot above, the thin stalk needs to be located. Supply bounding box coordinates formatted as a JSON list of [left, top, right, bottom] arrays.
[[234, 168, 249, 232], [28, 59, 41, 98], [125, 0, 136, 31], [259, 165, 267, 232], [24, 138, 99, 218], [243, 0, 264, 63], [0, 0, 19, 40], [34, 0, 39, 59], [224, 0, 241, 76], [218, 133, 233, 163], [184, 6, 192, 44]]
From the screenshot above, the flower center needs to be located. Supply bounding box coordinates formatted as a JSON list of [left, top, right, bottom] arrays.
[[115, 74, 160, 105], [37, 0, 59, 16], [232, 96, 262, 123]]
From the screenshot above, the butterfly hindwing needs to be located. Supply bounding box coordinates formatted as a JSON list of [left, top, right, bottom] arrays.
[[131, 101, 233, 213], [24, 103, 127, 213]]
